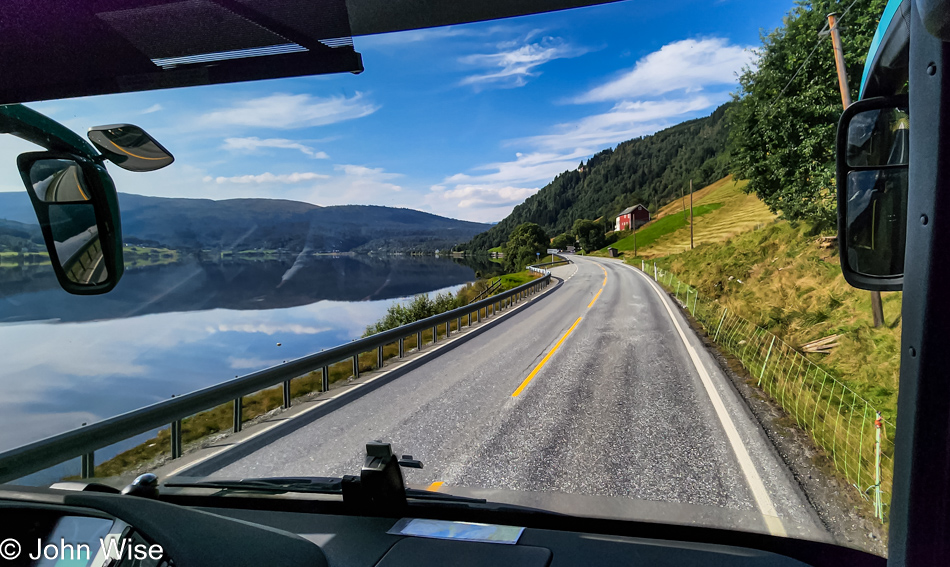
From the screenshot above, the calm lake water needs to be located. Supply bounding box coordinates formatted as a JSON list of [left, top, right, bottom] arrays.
[[0, 254, 476, 477]]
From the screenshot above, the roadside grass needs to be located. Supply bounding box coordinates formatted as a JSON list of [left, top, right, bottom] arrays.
[[653, 175, 739, 219], [644, 221, 901, 421], [90, 270, 541, 479], [642, 178, 776, 258]]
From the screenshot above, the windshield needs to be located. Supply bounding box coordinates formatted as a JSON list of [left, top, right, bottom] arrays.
[[0, 0, 893, 558]]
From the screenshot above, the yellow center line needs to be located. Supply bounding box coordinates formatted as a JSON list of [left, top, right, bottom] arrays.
[[427, 481, 444, 492], [512, 317, 583, 397], [587, 288, 603, 308]]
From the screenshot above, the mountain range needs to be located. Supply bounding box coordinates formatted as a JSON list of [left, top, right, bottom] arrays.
[[0, 192, 491, 253]]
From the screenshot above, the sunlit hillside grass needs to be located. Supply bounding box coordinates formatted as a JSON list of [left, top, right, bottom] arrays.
[[638, 176, 776, 258], [647, 221, 901, 420], [594, 176, 775, 259]]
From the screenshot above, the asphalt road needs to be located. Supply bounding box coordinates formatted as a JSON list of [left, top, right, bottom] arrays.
[[194, 256, 827, 540]]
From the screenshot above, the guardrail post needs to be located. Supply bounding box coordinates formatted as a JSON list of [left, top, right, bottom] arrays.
[[476, 308, 480, 323], [468, 312, 472, 326], [432, 325, 437, 343], [80, 452, 95, 479], [352, 354, 360, 379], [322, 366, 329, 392], [171, 420, 182, 459], [233, 398, 242, 433], [417, 331, 423, 350], [399, 338, 405, 358], [457, 317, 462, 333], [282, 380, 291, 409], [445, 321, 450, 338], [377, 345, 384, 368]]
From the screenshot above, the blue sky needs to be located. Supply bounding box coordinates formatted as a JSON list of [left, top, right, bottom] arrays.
[[0, 0, 793, 223]]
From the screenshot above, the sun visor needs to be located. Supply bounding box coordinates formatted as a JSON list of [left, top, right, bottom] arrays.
[[0, 0, 363, 105]]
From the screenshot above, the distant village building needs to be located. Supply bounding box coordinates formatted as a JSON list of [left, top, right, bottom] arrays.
[[615, 204, 650, 232]]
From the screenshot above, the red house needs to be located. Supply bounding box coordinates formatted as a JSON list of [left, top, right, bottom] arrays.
[[615, 204, 650, 231]]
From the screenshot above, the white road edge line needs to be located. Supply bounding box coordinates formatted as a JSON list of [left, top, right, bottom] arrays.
[[623, 262, 788, 537]]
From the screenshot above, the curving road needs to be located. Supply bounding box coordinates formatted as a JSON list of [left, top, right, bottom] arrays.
[[184, 256, 827, 540]]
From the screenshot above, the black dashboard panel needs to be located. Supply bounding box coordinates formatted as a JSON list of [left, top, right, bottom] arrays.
[[0, 486, 887, 567]]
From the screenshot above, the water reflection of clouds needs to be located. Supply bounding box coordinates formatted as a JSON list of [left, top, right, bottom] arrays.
[[0, 289, 463, 453], [211, 323, 332, 335]]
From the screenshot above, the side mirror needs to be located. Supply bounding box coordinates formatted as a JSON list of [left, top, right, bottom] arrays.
[[836, 94, 909, 291], [17, 152, 124, 294], [87, 124, 174, 172]]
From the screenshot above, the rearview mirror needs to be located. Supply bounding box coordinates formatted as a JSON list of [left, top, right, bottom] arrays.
[[836, 95, 908, 291], [17, 152, 124, 294], [87, 124, 174, 172]]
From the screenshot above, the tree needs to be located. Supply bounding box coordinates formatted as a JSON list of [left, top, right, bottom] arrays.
[[729, 0, 886, 230], [551, 233, 573, 250], [573, 219, 606, 252], [502, 222, 549, 272]]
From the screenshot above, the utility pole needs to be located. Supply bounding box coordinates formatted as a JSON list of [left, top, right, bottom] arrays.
[[689, 180, 694, 249], [828, 12, 884, 328]]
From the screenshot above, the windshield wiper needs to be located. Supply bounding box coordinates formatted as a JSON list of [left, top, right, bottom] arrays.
[[164, 477, 486, 503], [164, 476, 343, 494]]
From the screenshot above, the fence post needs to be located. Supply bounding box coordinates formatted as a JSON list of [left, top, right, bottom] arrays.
[[874, 412, 884, 520], [654, 263, 657, 280], [675, 281, 681, 299], [759, 336, 775, 387], [691, 291, 698, 316], [714, 309, 728, 342]]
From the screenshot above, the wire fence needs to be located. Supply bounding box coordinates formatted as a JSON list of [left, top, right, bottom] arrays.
[[641, 261, 893, 522]]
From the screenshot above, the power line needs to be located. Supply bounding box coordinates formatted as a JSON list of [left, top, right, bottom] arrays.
[[765, 0, 864, 116]]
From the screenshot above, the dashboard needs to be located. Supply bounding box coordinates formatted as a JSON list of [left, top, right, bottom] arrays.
[[0, 484, 885, 567]]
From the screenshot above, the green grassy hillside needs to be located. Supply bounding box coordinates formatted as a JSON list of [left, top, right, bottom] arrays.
[[646, 221, 901, 420]]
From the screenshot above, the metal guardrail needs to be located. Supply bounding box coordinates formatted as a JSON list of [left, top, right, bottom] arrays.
[[0, 271, 553, 484]]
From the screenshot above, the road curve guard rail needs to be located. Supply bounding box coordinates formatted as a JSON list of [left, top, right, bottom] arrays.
[[0, 270, 554, 484]]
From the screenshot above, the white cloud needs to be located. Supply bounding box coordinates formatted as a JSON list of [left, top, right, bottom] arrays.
[[336, 164, 402, 180], [204, 172, 330, 184], [428, 149, 591, 221], [520, 96, 715, 151], [460, 36, 588, 89], [222, 137, 329, 159], [140, 103, 164, 114], [575, 37, 753, 103], [198, 92, 378, 129], [431, 37, 751, 221]]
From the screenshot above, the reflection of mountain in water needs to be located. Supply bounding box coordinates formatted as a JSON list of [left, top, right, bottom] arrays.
[[0, 256, 475, 323]]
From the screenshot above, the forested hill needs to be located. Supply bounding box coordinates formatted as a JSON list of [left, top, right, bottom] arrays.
[[466, 103, 732, 250]]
